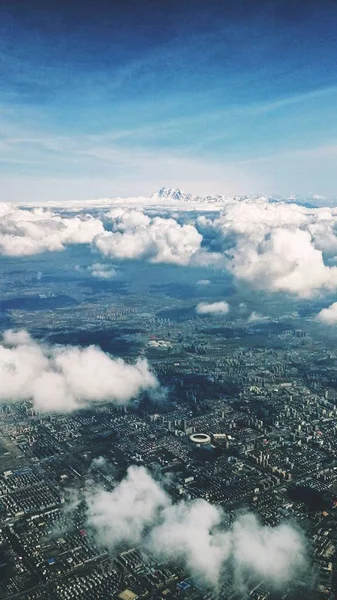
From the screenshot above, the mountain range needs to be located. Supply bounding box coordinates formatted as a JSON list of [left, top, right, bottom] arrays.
[[17, 187, 329, 209]]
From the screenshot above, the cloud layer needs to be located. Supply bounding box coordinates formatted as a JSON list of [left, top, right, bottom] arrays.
[[84, 465, 307, 590], [94, 208, 203, 266], [0, 203, 104, 256], [96, 200, 337, 296], [0, 330, 158, 412], [5, 196, 337, 297]]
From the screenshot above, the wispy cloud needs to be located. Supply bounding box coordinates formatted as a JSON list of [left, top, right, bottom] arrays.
[[2, 0, 337, 200]]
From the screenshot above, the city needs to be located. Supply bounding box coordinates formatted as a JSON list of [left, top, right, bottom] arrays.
[[0, 263, 336, 598], [2, 0, 337, 597]]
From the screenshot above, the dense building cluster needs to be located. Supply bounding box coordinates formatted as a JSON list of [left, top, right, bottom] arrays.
[[0, 255, 337, 600], [0, 298, 336, 599]]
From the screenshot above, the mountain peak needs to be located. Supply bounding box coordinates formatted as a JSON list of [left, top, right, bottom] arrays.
[[152, 187, 192, 201]]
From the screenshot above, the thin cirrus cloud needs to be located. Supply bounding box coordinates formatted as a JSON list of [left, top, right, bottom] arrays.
[[2, 1, 337, 200], [0, 330, 158, 413], [82, 464, 307, 591]]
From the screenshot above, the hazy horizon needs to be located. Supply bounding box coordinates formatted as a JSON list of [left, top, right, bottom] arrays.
[[2, 0, 337, 202]]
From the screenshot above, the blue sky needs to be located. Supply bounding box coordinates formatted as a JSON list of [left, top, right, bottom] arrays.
[[1, 0, 337, 201]]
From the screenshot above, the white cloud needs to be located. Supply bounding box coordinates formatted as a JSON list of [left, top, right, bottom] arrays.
[[93, 208, 203, 266], [196, 301, 229, 315], [82, 465, 307, 590], [315, 302, 337, 325], [196, 279, 211, 285], [0, 330, 158, 412], [0, 204, 104, 256], [231, 514, 306, 590], [86, 466, 168, 548], [149, 499, 230, 587], [5, 195, 337, 297], [229, 228, 330, 296], [88, 262, 117, 279], [197, 200, 337, 297], [247, 311, 269, 323]]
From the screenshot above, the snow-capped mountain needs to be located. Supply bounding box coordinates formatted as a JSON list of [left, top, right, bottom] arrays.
[[151, 187, 264, 205], [151, 187, 193, 201], [17, 187, 332, 210], [151, 188, 328, 208]]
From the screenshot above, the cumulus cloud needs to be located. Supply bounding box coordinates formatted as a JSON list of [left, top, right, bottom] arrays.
[[196, 279, 211, 285], [74, 262, 117, 279], [0, 330, 158, 412], [88, 262, 117, 279], [229, 228, 337, 297], [93, 199, 337, 297], [86, 466, 168, 548], [93, 208, 203, 266], [197, 200, 337, 297], [315, 302, 337, 324], [0, 204, 104, 256], [6, 197, 337, 297], [247, 311, 269, 323], [94, 200, 337, 296], [196, 301, 229, 315], [82, 465, 307, 591], [149, 498, 230, 586], [231, 514, 306, 590]]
